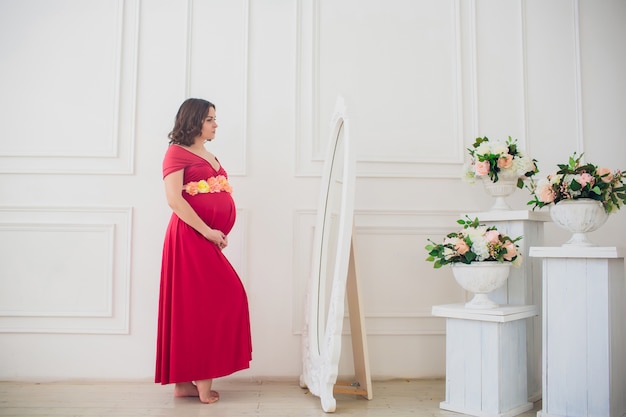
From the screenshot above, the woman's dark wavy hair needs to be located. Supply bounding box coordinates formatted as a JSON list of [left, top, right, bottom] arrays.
[[168, 98, 215, 146]]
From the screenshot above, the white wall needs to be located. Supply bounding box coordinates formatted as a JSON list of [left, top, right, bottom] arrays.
[[0, 0, 624, 381]]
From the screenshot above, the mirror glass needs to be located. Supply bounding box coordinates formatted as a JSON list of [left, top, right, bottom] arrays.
[[317, 120, 345, 352], [300, 97, 356, 413]]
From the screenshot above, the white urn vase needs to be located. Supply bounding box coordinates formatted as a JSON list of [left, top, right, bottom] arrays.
[[451, 262, 512, 309], [549, 198, 609, 247], [481, 172, 519, 210]]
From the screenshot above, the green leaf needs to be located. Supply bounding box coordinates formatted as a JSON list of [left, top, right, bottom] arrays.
[[464, 252, 477, 263]]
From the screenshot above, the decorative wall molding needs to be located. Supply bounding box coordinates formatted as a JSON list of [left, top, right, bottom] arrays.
[[185, 0, 249, 176], [0, 0, 139, 174], [292, 209, 464, 336], [0, 223, 115, 318], [295, 0, 470, 179], [0, 206, 132, 334]]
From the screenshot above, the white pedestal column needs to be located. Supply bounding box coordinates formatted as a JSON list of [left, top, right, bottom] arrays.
[[529, 246, 626, 417], [432, 304, 537, 417], [466, 210, 550, 401]]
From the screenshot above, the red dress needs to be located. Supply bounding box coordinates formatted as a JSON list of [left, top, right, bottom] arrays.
[[155, 145, 252, 384]]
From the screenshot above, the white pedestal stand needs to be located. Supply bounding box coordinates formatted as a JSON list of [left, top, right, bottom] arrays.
[[466, 210, 550, 401], [529, 246, 626, 417], [432, 304, 537, 417]]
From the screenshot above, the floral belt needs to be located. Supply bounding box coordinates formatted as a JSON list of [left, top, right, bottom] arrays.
[[184, 175, 232, 195]]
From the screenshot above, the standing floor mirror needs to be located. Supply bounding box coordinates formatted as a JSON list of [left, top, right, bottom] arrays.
[[300, 97, 372, 413]]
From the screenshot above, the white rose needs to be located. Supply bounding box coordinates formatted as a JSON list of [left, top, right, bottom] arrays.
[[549, 173, 562, 185], [474, 142, 491, 156], [514, 155, 535, 176], [466, 226, 488, 240], [471, 237, 491, 261], [490, 142, 509, 156]]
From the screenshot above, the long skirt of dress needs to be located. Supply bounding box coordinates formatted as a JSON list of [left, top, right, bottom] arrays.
[[155, 192, 252, 384]]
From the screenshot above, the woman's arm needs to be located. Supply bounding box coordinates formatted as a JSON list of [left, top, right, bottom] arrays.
[[164, 169, 226, 247]]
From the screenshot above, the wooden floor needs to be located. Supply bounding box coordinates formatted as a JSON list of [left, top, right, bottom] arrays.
[[0, 378, 541, 417]]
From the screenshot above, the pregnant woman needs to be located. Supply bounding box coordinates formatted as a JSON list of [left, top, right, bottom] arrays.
[[155, 98, 252, 404]]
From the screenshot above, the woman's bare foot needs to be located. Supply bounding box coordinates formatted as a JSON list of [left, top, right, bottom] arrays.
[[195, 379, 219, 404], [174, 382, 198, 397], [174, 381, 219, 399]]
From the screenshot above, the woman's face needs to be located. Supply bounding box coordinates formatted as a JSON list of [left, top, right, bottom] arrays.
[[198, 107, 218, 142]]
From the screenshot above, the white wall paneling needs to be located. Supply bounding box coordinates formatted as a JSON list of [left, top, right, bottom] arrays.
[[296, 0, 470, 178], [523, 0, 584, 167], [473, 0, 527, 143], [0, 0, 139, 174], [0, 206, 132, 334], [185, 0, 249, 175]]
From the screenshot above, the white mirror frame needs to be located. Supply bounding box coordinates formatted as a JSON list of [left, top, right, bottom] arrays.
[[300, 97, 356, 413]]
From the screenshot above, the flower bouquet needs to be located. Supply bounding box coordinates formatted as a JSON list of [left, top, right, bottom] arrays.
[[527, 152, 626, 214], [425, 216, 523, 308], [527, 152, 626, 246], [464, 136, 538, 188], [425, 216, 522, 269], [464, 136, 538, 210]]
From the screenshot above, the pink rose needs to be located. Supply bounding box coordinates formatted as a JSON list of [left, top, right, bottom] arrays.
[[475, 160, 491, 176], [578, 173, 594, 187], [497, 154, 514, 169], [538, 183, 556, 203], [597, 167, 614, 183], [503, 241, 517, 261], [455, 240, 470, 255], [484, 230, 500, 244]]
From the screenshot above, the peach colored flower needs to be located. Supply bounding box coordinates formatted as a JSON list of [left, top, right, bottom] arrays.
[[475, 160, 491, 176], [537, 183, 556, 203], [597, 167, 614, 183], [503, 241, 518, 261], [455, 240, 470, 255], [484, 230, 500, 244], [185, 181, 199, 196], [216, 175, 232, 192], [207, 177, 219, 192], [497, 154, 514, 169]]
